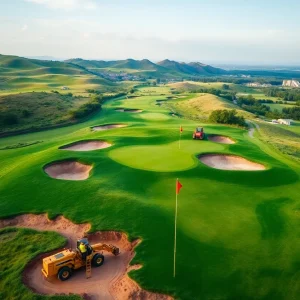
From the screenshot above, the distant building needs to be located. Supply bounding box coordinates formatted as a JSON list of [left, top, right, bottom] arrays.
[[246, 82, 272, 88], [282, 80, 300, 88], [61, 86, 70, 90], [278, 119, 293, 126]]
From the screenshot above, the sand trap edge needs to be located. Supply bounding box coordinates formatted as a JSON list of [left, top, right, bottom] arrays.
[[59, 140, 112, 151], [207, 135, 236, 144], [197, 153, 266, 171], [114, 108, 143, 113], [91, 123, 128, 131], [43, 159, 93, 180]]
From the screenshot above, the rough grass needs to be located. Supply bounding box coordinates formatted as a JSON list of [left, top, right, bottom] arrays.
[[168, 81, 258, 94], [256, 121, 300, 162], [0, 92, 91, 134], [264, 103, 296, 112], [0, 227, 79, 300], [167, 93, 252, 121]]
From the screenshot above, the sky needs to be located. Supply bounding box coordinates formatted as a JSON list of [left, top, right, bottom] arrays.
[[0, 0, 300, 65]]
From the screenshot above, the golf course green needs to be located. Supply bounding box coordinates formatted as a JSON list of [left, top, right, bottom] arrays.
[[1, 87, 300, 300]]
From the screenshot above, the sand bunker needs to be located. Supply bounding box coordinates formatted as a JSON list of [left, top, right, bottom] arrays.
[[115, 108, 142, 113], [92, 124, 127, 131], [44, 161, 92, 180], [60, 140, 112, 151], [199, 154, 265, 171], [0, 214, 172, 300], [207, 135, 235, 144]]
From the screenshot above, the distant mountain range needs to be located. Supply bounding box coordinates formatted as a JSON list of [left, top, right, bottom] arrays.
[[65, 58, 227, 78], [1, 54, 300, 81]]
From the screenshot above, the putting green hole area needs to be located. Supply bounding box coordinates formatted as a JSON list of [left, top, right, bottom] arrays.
[[44, 160, 93, 180], [138, 112, 170, 121], [59, 140, 112, 151], [91, 124, 127, 131], [109, 144, 197, 171], [198, 154, 266, 171], [109, 140, 225, 172]]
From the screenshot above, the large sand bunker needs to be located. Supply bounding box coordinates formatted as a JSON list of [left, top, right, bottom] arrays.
[[44, 160, 92, 180], [0, 214, 172, 300], [92, 124, 127, 131], [199, 154, 265, 171], [60, 140, 112, 151], [207, 135, 235, 144]]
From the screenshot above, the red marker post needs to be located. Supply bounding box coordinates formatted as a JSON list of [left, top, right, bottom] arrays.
[[174, 178, 183, 277], [179, 125, 183, 149]]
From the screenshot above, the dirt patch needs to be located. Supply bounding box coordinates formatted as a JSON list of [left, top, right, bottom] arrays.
[[199, 154, 266, 171], [44, 160, 92, 180], [0, 214, 172, 300], [60, 140, 112, 151], [207, 135, 235, 144], [92, 124, 127, 131]]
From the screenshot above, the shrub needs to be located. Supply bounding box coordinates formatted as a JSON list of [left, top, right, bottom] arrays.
[[209, 109, 246, 126], [22, 109, 31, 118], [1, 113, 19, 125]]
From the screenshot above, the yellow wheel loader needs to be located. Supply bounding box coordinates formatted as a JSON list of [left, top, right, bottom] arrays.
[[41, 238, 119, 281]]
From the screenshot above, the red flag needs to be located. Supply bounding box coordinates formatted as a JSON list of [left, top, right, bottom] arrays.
[[176, 179, 183, 194], [180, 125, 183, 133]]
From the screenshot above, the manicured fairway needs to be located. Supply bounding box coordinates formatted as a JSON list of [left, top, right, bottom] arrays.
[[0, 87, 300, 300]]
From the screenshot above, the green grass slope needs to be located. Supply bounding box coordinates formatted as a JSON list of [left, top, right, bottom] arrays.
[[0, 92, 92, 135], [0, 87, 300, 300], [0, 227, 79, 300], [0, 54, 119, 95]]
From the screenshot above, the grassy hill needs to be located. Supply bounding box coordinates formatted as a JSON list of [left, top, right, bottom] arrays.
[[165, 93, 253, 121], [0, 92, 93, 135], [0, 54, 124, 95], [158, 59, 226, 76]]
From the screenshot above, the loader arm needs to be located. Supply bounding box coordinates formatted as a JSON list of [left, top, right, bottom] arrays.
[[92, 243, 120, 256]]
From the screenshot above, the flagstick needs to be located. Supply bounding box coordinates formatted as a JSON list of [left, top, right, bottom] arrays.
[[174, 179, 178, 278]]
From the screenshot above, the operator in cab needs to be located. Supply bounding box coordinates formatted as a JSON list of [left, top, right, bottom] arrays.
[[79, 242, 87, 261]]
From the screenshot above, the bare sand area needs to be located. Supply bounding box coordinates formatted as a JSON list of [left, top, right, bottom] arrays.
[[0, 214, 172, 300], [199, 154, 265, 171]]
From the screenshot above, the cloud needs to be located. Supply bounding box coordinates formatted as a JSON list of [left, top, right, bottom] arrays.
[[25, 0, 97, 10], [21, 24, 28, 31]]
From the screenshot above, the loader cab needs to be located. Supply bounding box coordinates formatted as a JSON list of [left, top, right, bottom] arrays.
[[196, 127, 203, 133], [77, 238, 93, 255]]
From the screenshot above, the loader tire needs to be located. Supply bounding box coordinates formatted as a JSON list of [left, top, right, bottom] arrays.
[[58, 266, 72, 281], [92, 254, 104, 267]]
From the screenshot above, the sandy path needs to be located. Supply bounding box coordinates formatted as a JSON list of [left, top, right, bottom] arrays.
[[199, 154, 265, 171], [207, 135, 235, 144], [0, 214, 172, 300], [60, 141, 112, 151]]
